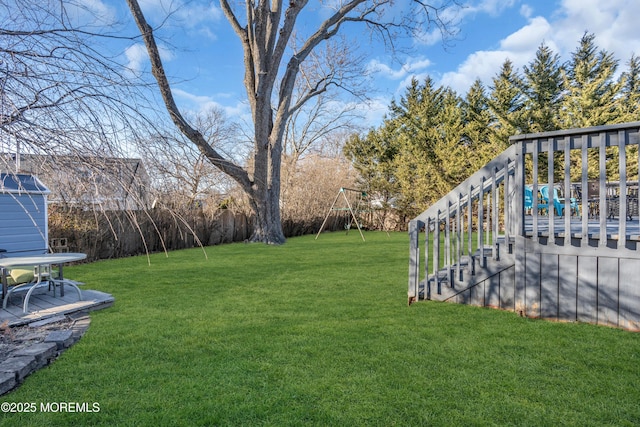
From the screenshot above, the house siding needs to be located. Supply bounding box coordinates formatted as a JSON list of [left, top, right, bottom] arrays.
[[0, 180, 49, 255]]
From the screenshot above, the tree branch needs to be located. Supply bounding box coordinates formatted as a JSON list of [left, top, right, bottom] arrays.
[[125, 0, 252, 191]]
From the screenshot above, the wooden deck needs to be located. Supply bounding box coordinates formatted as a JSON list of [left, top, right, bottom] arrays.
[[409, 123, 640, 331], [0, 288, 114, 326]]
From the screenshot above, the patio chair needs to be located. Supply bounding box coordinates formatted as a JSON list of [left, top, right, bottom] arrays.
[[2, 266, 48, 309], [540, 185, 579, 217], [5, 268, 36, 286], [524, 186, 548, 215]]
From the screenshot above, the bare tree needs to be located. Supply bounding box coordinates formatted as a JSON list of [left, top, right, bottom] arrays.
[[0, 0, 156, 162], [126, 0, 461, 244], [0, 0, 181, 261], [144, 106, 241, 213], [281, 153, 356, 234]]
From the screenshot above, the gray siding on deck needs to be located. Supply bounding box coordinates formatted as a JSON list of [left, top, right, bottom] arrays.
[[577, 257, 598, 324], [598, 257, 619, 326], [540, 254, 559, 320], [446, 240, 640, 331], [619, 259, 640, 330], [558, 255, 578, 321]]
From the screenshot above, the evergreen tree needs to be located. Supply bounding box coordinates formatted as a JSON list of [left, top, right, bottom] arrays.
[[463, 79, 499, 166], [488, 59, 525, 147], [617, 54, 640, 179], [343, 126, 400, 213], [618, 54, 640, 122], [384, 78, 469, 215], [435, 89, 469, 183], [522, 43, 564, 132], [561, 33, 621, 128], [389, 77, 448, 215], [562, 33, 622, 179]]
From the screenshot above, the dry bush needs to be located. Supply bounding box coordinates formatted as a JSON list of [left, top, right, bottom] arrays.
[[280, 154, 357, 235]]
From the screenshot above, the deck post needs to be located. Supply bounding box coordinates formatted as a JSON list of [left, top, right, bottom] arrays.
[[564, 136, 572, 246], [514, 141, 525, 238], [408, 219, 422, 302], [478, 178, 485, 268], [468, 183, 474, 275], [504, 157, 511, 251], [445, 201, 451, 270], [434, 212, 441, 294], [456, 193, 462, 282], [424, 217, 430, 299], [492, 167, 499, 260]]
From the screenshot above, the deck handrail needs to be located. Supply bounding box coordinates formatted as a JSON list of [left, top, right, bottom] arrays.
[[414, 144, 517, 223]]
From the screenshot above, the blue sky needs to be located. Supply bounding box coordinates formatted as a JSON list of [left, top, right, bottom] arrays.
[[98, 0, 640, 128]]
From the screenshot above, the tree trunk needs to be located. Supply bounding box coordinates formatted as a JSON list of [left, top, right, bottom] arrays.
[[247, 110, 286, 244], [249, 188, 286, 243]]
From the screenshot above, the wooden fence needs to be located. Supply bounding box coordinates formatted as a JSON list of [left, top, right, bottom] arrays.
[[48, 208, 348, 261]]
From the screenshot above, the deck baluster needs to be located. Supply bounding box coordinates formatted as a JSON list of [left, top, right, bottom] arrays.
[[492, 167, 499, 260], [564, 137, 571, 245], [548, 137, 555, 245], [478, 178, 485, 268], [532, 140, 539, 242], [424, 217, 430, 300], [619, 130, 627, 248], [468, 184, 474, 275], [599, 132, 607, 246], [581, 135, 589, 247], [434, 212, 440, 295], [456, 193, 462, 282]]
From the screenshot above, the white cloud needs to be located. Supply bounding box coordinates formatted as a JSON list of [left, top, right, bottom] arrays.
[[366, 57, 432, 80], [172, 88, 250, 121], [173, 2, 223, 28], [553, 0, 640, 61], [82, 0, 118, 25], [137, 0, 222, 38], [440, 50, 513, 93], [519, 4, 533, 19], [499, 16, 552, 52], [361, 98, 390, 127], [433, 0, 640, 95], [351, 97, 391, 128], [467, 0, 517, 17], [124, 44, 149, 74], [124, 43, 175, 74], [62, 0, 118, 28]]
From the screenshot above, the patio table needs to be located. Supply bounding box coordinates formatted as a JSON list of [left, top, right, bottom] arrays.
[[1, 252, 87, 313]]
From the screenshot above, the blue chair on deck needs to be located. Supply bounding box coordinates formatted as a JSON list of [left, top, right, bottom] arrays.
[[540, 185, 579, 217], [524, 186, 548, 215]]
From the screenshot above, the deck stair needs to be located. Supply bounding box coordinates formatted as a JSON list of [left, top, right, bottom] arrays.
[[408, 122, 640, 331]]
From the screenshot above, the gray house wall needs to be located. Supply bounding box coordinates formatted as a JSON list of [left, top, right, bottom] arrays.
[[0, 174, 49, 255]]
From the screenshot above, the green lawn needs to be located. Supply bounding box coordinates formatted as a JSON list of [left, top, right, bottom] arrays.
[[1, 232, 639, 426]]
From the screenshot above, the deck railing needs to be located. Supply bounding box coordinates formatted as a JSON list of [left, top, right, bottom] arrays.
[[409, 121, 640, 302], [408, 145, 518, 301]]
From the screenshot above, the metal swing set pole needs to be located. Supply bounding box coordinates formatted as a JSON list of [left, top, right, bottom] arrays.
[[315, 188, 366, 241]]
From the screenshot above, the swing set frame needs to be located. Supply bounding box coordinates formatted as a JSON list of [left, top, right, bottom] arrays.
[[315, 187, 366, 241]]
